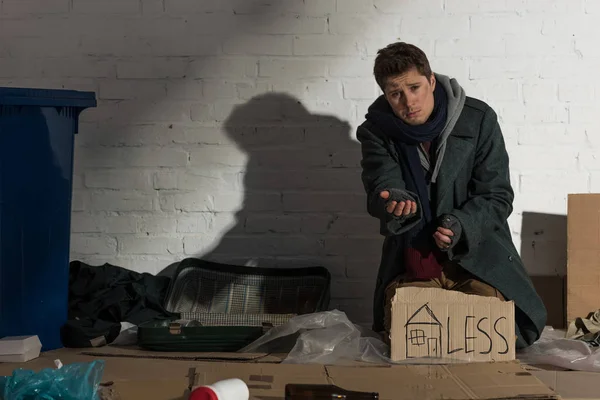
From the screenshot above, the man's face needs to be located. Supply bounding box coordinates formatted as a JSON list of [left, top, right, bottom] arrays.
[[383, 68, 436, 126]]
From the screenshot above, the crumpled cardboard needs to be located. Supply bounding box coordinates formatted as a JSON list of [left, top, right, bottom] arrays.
[[566, 309, 600, 339], [0, 347, 559, 400]]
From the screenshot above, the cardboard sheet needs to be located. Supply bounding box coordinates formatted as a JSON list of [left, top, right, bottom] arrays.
[[567, 194, 600, 323], [527, 365, 600, 400], [186, 360, 557, 400], [0, 347, 560, 400], [391, 287, 516, 363], [326, 362, 555, 400]]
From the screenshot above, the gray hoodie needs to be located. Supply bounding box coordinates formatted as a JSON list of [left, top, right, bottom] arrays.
[[419, 73, 466, 183]]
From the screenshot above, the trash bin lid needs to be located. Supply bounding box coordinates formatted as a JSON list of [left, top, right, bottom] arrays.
[[0, 87, 96, 108]]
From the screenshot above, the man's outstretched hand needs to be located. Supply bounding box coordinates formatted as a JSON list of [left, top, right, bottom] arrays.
[[380, 190, 417, 217]]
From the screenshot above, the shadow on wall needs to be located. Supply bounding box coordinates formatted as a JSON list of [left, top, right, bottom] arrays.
[[520, 211, 567, 276], [520, 211, 568, 329], [63, 0, 366, 275], [160, 92, 381, 324]]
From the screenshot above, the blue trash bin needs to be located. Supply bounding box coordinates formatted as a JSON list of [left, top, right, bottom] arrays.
[[0, 87, 96, 351]]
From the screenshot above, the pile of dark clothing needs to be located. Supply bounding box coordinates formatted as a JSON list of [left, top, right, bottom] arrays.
[[61, 261, 174, 348]]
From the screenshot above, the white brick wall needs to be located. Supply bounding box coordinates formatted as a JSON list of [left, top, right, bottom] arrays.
[[1, 0, 597, 326]]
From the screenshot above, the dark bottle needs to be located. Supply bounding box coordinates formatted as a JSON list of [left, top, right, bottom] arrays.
[[285, 384, 379, 399]]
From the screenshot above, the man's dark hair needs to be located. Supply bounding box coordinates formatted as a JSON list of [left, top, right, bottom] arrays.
[[373, 42, 433, 91]]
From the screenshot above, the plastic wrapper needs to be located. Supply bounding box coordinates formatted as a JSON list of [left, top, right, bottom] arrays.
[[0, 360, 105, 400], [110, 322, 138, 346], [238, 310, 387, 364], [517, 326, 600, 372], [238, 310, 470, 365]]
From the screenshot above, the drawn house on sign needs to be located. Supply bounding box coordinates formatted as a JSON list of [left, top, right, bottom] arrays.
[[405, 303, 443, 358]]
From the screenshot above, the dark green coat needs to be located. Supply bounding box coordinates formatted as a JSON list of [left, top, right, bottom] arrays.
[[357, 96, 546, 349]]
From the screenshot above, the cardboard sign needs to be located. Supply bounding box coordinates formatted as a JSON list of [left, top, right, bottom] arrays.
[[390, 287, 516, 362]]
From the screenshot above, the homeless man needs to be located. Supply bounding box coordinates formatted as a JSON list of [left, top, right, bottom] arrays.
[[356, 42, 546, 349]]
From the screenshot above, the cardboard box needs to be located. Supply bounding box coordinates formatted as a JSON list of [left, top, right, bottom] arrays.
[[567, 194, 600, 323], [0, 347, 558, 400], [390, 287, 515, 362]]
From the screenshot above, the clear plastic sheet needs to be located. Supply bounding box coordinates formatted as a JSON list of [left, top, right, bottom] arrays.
[[517, 326, 600, 372], [240, 310, 600, 369], [0, 360, 105, 400], [239, 310, 469, 365]]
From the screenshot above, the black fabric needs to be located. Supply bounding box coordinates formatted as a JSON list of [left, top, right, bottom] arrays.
[[60, 261, 174, 348], [61, 319, 122, 348]]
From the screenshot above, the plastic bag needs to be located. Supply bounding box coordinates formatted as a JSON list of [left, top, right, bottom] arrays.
[[517, 326, 600, 372], [0, 360, 105, 400], [239, 310, 469, 365], [110, 322, 138, 346], [239, 310, 388, 364]]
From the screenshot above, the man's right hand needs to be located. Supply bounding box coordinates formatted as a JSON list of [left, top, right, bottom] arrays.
[[380, 190, 417, 217]]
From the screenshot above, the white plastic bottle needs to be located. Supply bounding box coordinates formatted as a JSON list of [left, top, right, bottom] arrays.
[[189, 378, 249, 400]]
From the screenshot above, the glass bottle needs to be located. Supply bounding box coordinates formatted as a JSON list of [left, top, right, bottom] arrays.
[[285, 384, 379, 399]]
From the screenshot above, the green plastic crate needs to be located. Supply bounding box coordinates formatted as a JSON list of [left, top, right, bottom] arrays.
[[137, 258, 331, 352]]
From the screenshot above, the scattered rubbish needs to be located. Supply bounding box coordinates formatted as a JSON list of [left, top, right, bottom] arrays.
[[285, 384, 379, 399], [519, 311, 600, 371], [578, 331, 600, 347], [110, 322, 138, 346], [0, 359, 105, 400], [98, 381, 121, 400], [566, 310, 600, 340], [517, 326, 600, 372], [240, 309, 391, 364], [0, 336, 42, 363], [190, 378, 249, 400]]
